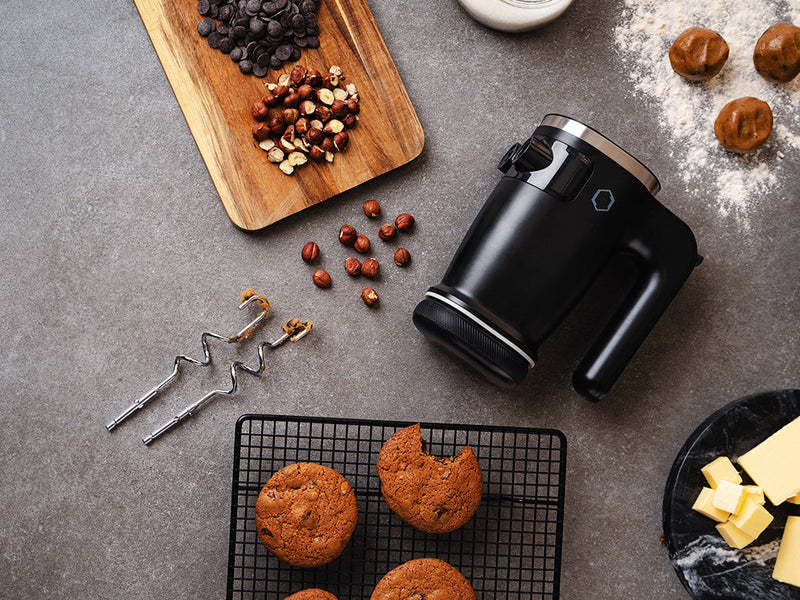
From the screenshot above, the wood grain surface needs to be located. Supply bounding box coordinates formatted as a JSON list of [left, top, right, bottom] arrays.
[[133, 0, 424, 230]]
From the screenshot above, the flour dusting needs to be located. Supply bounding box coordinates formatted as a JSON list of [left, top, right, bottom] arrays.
[[614, 1, 800, 228]]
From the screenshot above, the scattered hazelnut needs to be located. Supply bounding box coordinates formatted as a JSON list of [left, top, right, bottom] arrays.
[[333, 87, 349, 102], [287, 151, 308, 167], [266, 146, 285, 163], [297, 84, 314, 100], [344, 256, 362, 276], [279, 160, 294, 175], [305, 68, 322, 87], [301, 242, 320, 263], [330, 99, 348, 118], [319, 137, 335, 152], [309, 145, 325, 161], [346, 98, 360, 115], [272, 84, 289, 99], [354, 234, 370, 253], [317, 88, 335, 106], [378, 223, 396, 241], [282, 108, 300, 125], [361, 258, 380, 278], [268, 115, 285, 136], [315, 105, 332, 122], [283, 92, 300, 108], [339, 224, 357, 246], [333, 131, 349, 151], [295, 117, 310, 136], [251, 101, 269, 121], [277, 73, 291, 87], [252, 122, 270, 141], [323, 119, 345, 135], [312, 269, 332, 288], [299, 100, 317, 116], [393, 247, 411, 267], [261, 93, 279, 108], [258, 138, 276, 152], [342, 114, 358, 129], [395, 213, 415, 232], [363, 199, 381, 217], [306, 127, 324, 145], [361, 287, 379, 306], [290, 65, 307, 86]]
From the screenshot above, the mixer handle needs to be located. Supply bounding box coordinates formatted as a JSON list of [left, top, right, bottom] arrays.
[[572, 209, 700, 401]]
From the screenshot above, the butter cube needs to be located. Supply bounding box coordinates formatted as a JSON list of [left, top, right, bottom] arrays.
[[716, 520, 756, 549], [692, 487, 731, 522], [701, 456, 742, 488], [743, 485, 765, 505], [728, 497, 773, 538], [712, 480, 747, 514], [787, 493, 800, 505], [738, 415, 800, 505], [773, 516, 800, 588]]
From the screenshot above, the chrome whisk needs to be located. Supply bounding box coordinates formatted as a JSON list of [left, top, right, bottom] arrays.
[[142, 318, 313, 445], [105, 290, 272, 432]]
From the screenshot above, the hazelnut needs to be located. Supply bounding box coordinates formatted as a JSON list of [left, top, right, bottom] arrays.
[[305, 68, 322, 87], [333, 131, 349, 151], [354, 234, 370, 253], [393, 247, 411, 267], [330, 99, 348, 118], [261, 93, 279, 108], [299, 100, 317, 116], [283, 92, 300, 108], [281, 124, 296, 144], [298, 84, 315, 100], [266, 146, 285, 163], [305, 127, 324, 145], [363, 199, 381, 217], [325, 150, 335, 163], [279, 160, 294, 175], [333, 87, 348, 102], [309, 145, 325, 161], [287, 151, 308, 167], [339, 224, 357, 246], [714, 97, 773, 153], [342, 114, 358, 129], [317, 88, 335, 106], [294, 117, 310, 136], [251, 101, 269, 121], [361, 287, 379, 306], [282, 108, 300, 125], [277, 73, 291, 87], [753, 22, 800, 83], [378, 223, 396, 241], [252, 122, 270, 141], [361, 258, 380, 278], [268, 115, 285, 136], [668, 27, 729, 81], [312, 269, 331, 288], [346, 98, 360, 115], [395, 213, 415, 231], [301, 242, 320, 263], [294, 137, 310, 153], [315, 105, 332, 122], [344, 256, 362, 276], [324, 119, 345, 135], [258, 138, 276, 152], [272, 84, 289, 99], [290, 65, 307, 86], [321, 72, 334, 89], [320, 137, 335, 152]]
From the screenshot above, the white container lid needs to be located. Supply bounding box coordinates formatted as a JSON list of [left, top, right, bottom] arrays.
[[456, 0, 575, 32]]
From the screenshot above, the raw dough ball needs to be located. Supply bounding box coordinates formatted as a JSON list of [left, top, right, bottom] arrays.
[[714, 97, 773, 153], [669, 27, 729, 81], [753, 22, 800, 83]]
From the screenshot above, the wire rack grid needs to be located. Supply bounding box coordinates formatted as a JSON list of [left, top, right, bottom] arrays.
[[227, 415, 566, 600]]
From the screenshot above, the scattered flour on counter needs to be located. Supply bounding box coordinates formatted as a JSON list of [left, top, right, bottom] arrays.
[[614, 0, 800, 228]]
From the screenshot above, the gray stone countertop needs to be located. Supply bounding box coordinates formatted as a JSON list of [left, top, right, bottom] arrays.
[[0, 0, 797, 598]]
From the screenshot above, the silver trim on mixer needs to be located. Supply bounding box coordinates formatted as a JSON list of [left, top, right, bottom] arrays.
[[540, 114, 661, 196], [425, 291, 536, 368]]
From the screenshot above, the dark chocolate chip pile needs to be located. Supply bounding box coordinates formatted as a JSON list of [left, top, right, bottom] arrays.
[[196, 0, 320, 77]]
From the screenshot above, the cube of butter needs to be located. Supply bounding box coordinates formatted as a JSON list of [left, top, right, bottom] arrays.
[[728, 497, 773, 538], [712, 480, 747, 514], [716, 520, 756, 549], [773, 516, 800, 588], [743, 485, 765, 506], [738, 415, 800, 505], [692, 487, 731, 522], [701, 456, 742, 488]]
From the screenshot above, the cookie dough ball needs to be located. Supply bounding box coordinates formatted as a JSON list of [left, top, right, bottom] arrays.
[[753, 22, 800, 83], [371, 558, 476, 600], [669, 27, 730, 81], [255, 462, 358, 567], [714, 97, 773, 153], [376, 423, 483, 534]]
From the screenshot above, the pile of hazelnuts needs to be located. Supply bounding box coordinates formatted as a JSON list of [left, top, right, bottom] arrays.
[[301, 200, 415, 307], [250, 64, 360, 174], [668, 22, 800, 154]]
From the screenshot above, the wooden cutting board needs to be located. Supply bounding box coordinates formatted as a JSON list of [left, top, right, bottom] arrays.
[[133, 0, 424, 230]]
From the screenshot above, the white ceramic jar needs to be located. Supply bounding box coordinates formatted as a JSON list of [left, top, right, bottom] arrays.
[[456, 0, 575, 32]]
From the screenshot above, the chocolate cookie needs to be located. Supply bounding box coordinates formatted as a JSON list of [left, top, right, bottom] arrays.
[[376, 423, 483, 534], [255, 462, 358, 567], [285, 590, 339, 600], [370, 558, 476, 600]]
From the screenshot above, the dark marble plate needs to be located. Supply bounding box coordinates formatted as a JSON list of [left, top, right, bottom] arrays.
[[663, 389, 800, 600]]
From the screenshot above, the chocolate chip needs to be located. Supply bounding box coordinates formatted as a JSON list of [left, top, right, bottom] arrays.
[[219, 36, 235, 54], [239, 59, 253, 74], [197, 17, 215, 36], [197, 0, 211, 16]]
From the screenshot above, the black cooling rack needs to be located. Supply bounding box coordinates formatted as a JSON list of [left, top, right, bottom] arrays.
[[226, 415, 566, 600]]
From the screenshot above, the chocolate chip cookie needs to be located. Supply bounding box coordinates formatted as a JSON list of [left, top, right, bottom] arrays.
[[255, 462, 358, 567], [285, 590, 339, 600], [370, 558, 476, 600], [376, 423, 483, 534]]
